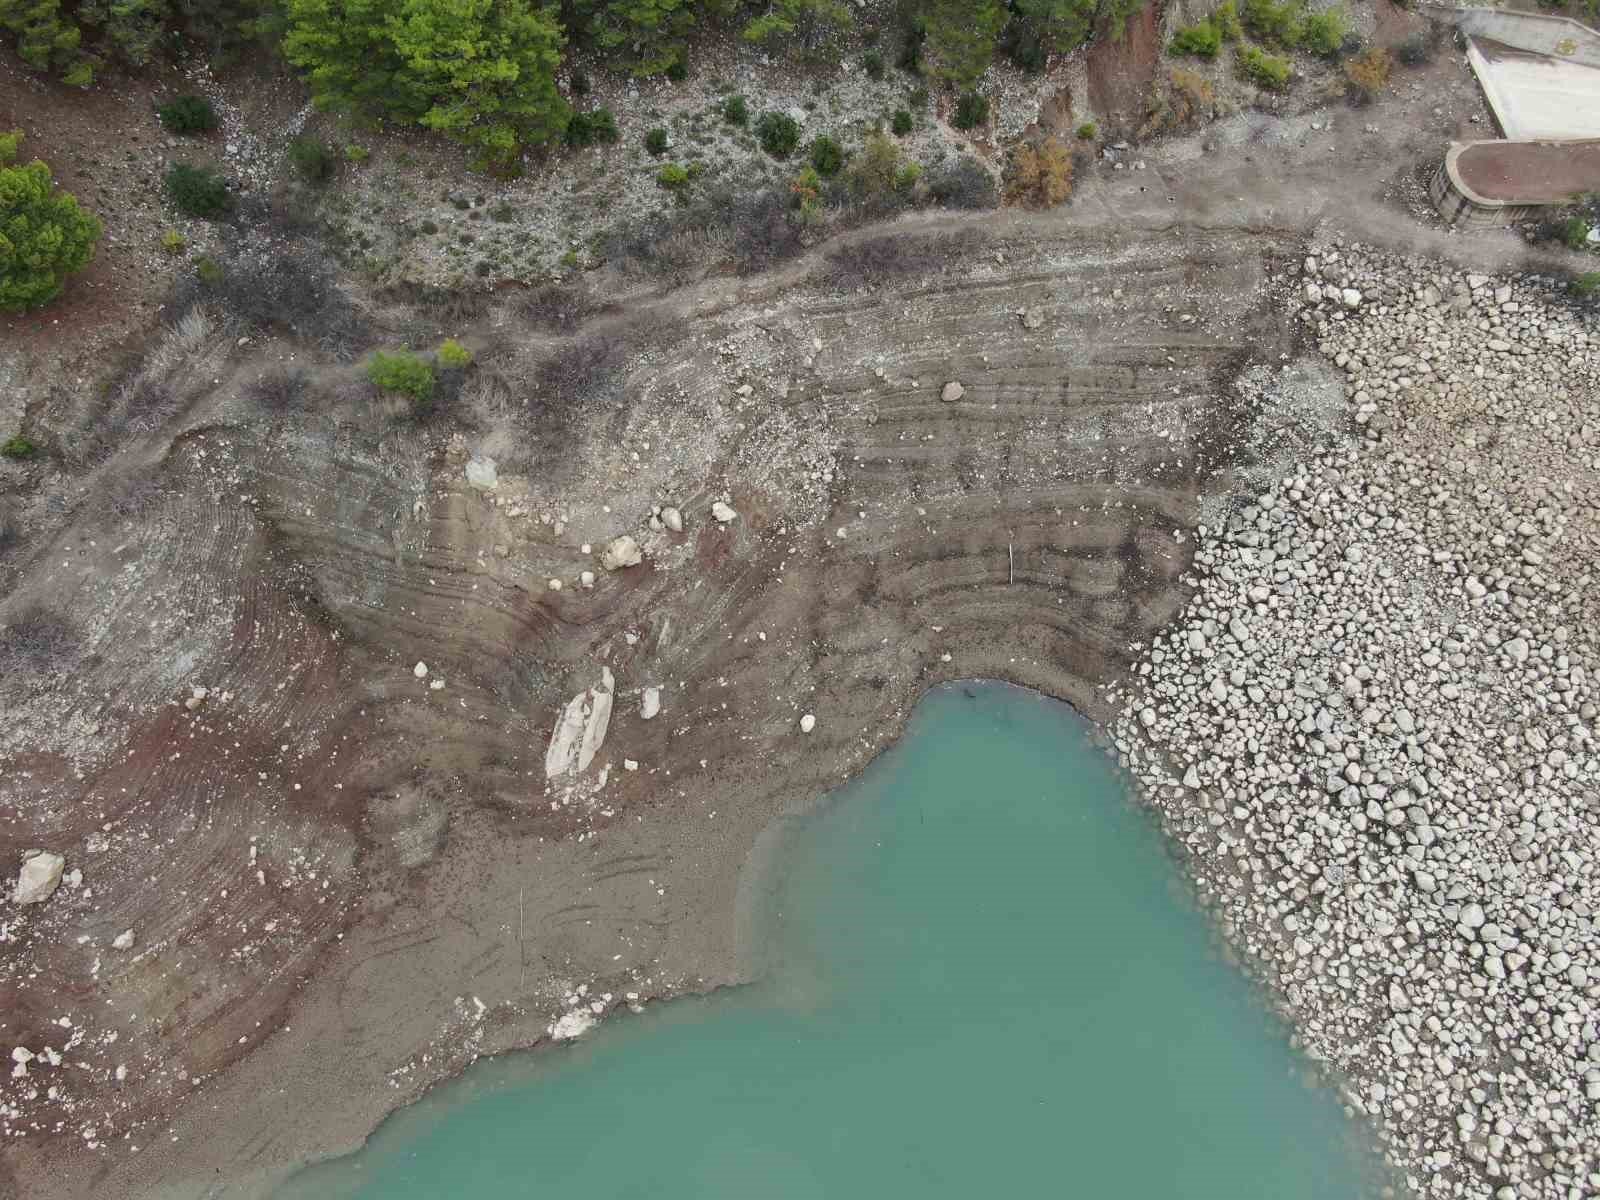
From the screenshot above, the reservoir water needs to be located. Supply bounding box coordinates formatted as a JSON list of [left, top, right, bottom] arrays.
[[278, 682, 1378, 1199]]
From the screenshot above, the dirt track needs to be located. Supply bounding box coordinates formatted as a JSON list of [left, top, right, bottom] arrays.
[[1, 52, 1594, 1198]]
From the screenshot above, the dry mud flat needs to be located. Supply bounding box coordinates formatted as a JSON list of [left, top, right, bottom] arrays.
[[0, 223, 1335, 1198], [1112, 249, 1600, 1200]]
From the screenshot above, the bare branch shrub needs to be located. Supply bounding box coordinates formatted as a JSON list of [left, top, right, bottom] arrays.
[[244, 365, 311, 413], [0, 605, 79, 674], [826, 231, 989, 288]]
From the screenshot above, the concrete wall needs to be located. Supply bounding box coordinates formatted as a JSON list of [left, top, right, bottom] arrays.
[[1452, 8, 1600, 69], [1429, 153, 1542, 228]]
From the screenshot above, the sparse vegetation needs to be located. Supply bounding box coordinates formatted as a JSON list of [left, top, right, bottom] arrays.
[[644, 127, 669, 155], [1573, 272, 1600, 298], [756, 111, 802, 158], [723, 95, 750, 126], [161, 229, 186, 255], [158, 94, 219, 135], [1298, 7, 1349, 58], [0, 605, 78, 673], [244, 366, 310, 413], [1076, 121, 1098, 140], [891, 109, 914, 136], [366, 349, 436, 404], [1, 434, 37, 459], [1396, 31, 1433, 66], [0, 132, 103, 312], [952, 91, 990, 131], [164, 163, 231, 218]]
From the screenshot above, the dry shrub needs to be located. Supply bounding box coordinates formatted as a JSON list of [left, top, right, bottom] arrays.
[[517, 284, 607, 333], [0, 605, 79, 673], [1005, 136, 1074, 208], [1344, 47, 1393, 104], [245, 365, 311, 413], [827, 231, 988, 287]]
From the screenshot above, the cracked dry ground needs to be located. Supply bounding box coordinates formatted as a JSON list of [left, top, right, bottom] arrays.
[[2, 224, 1318, 1198]]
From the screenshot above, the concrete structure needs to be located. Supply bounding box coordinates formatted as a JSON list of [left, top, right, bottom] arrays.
[[1430, 139, 1600, 226], [1467, 36, 1600, 141], [1432, 11, 1600, 225]]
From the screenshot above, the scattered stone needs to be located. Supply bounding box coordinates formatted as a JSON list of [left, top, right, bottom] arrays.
[[711, 501, 738, 524], [941, 381, 965, 402], [1021, 307, 1045, 330], [413, 662, 428, 679], [111, 929, 135, 951], [640, 687, 661, 721], [661, 506, 684, 533], [799, 713, 816, 734]]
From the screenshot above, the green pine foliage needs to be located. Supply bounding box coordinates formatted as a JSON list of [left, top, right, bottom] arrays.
[[366, 349, 436, 401], [282, 0, 570, 168], [0, 132, 103, 312]]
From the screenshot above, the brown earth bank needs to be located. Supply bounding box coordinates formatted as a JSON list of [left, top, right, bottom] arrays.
[[0, 39, 1592, 1200]]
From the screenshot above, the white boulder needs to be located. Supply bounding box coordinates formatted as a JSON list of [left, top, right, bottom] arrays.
[[13, 851, 65, 905], [711, 501, 739, 524], [545, 668, 615, 779], [640, 686, 661, 721], [601, 536, 643, 571], [465, 457, 498, 491]]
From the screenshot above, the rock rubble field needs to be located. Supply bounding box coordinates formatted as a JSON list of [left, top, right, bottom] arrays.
[[1111, 246, 1600, 1200]]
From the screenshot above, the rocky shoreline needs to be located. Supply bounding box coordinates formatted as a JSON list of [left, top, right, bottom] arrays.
[[1110, 246, 1600, 1200]]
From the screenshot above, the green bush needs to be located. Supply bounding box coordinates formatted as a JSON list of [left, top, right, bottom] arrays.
[[665, 55, 688, 82], [157, 95, 219, 135], [1240, 0, 1302, 46], [165, 163, 231, 218], [288, 134, 336, 184], [723, 95, 750, 126], [809, 134, 844, 177], [1076, 121, 1098, 140], [952, 92, 989, 131], [657, 162, 691, 191], [565, 108, 619, 148], [1572, 272, 1600, 298], [864, 49, 885, 79], [1562, 217, 1593, 250], [1299, 7, 1349, 57], [1169, 21, 1222, 57], [1, 435, 37, 460], [644, 127, 669, 155], [1396, 31, 1432, 65], [1214, 0, 1244, 39], [756, 111, 801, 158], [366, 350, 436, 402], [437, 338, 472, 368], [1238, 45, 1292, 89], [891, 109, 913, 136], [0, 133, 103, 312]]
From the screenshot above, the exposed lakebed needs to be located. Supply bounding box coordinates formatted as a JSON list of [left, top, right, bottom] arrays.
[[279, 682, 1378, 1199]]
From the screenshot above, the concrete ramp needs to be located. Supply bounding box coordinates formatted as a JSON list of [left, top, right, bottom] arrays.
[[1453, 10, 1600, 140]]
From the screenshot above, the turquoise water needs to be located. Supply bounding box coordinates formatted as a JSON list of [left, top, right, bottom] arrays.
[[279, 682, 1379, 1199]]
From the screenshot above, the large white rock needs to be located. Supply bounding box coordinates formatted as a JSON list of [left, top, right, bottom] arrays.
[[711, 501, 739, 524], [799, 713, 816, 734], [640, 686, 661, 721], [941, 381, 965, 402], [465, 457, 498, 491], [660, 506, 684, 533], [13, 851, 65, 905], [544, 668, 615, 778], [601, 535, 643, 571], [549, 1009, 596, 1041]]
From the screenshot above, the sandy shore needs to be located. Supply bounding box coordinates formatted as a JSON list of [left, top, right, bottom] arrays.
[[2, 76, 1594, 1200]]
